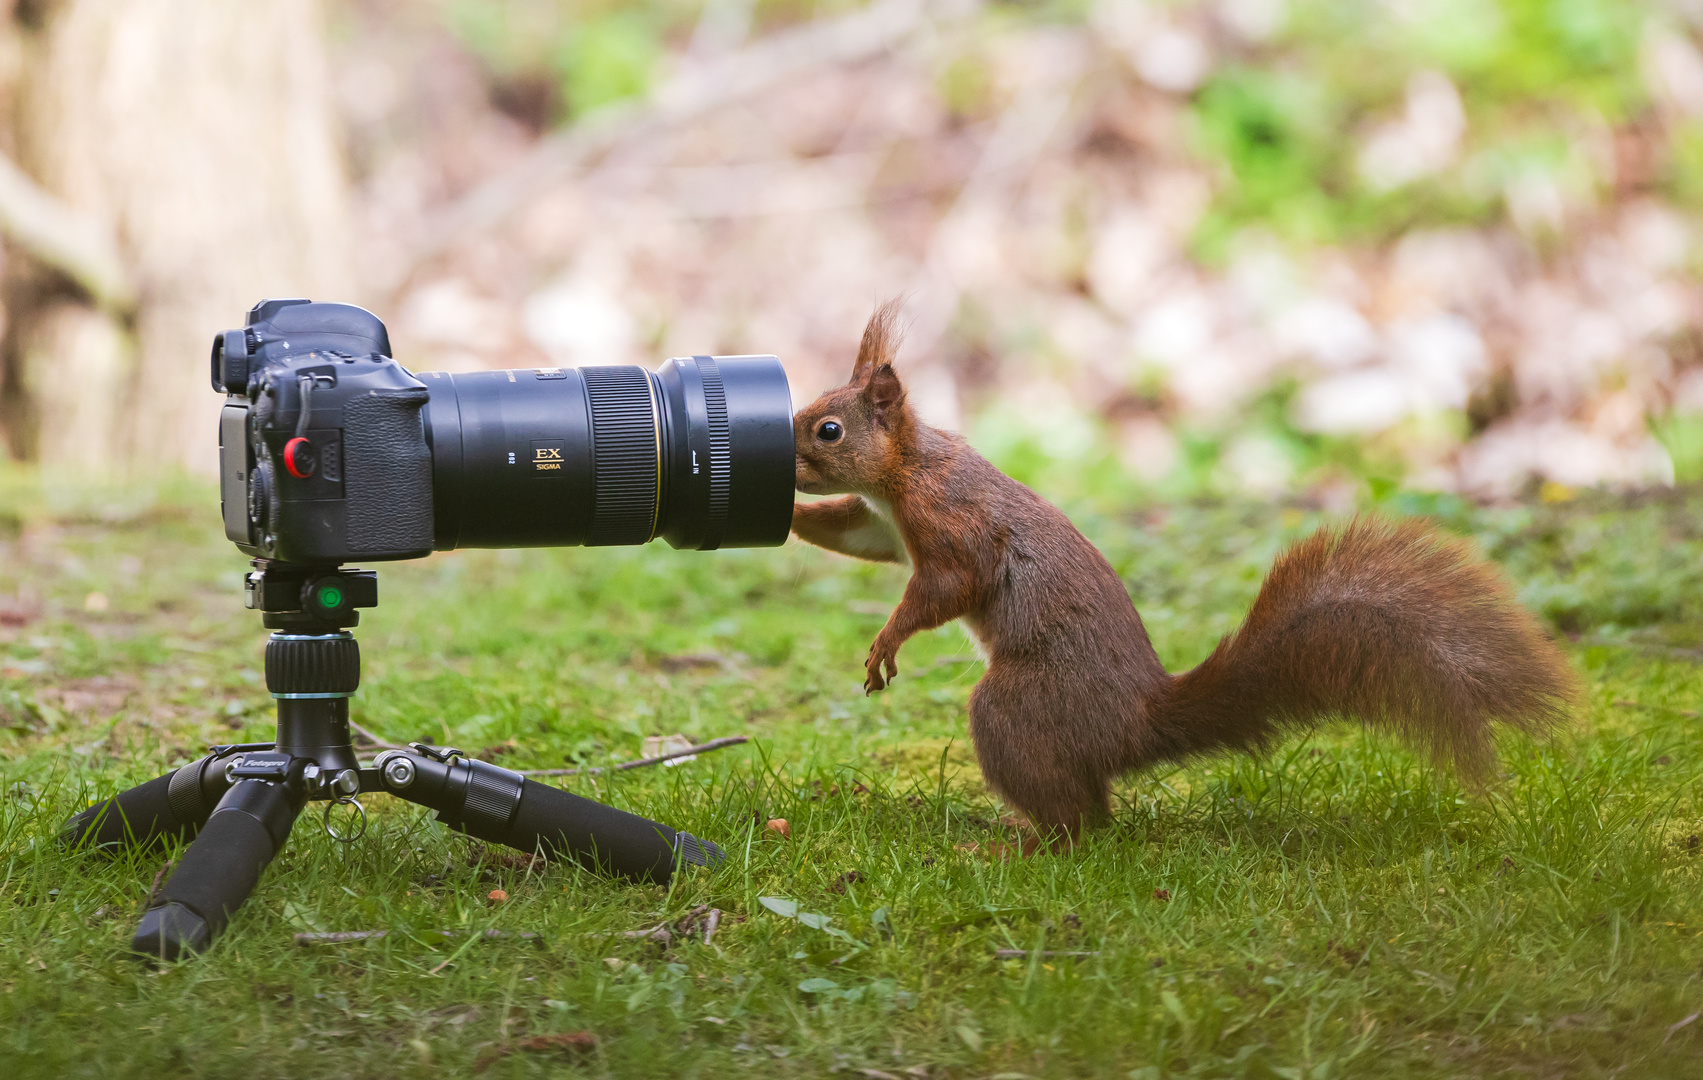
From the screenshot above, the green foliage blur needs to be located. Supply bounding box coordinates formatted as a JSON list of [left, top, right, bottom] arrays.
[[1189, 0, 1660, 257]]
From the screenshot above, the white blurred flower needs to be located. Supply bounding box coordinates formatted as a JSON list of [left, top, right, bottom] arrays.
[[1387, 229, 1508, 318], [1504, 168, 1569, 236], [1272, 297, 1377, 369], [1513, 292, 1627, 410], [1673, 368, 1703, 413], [1218, 0, 1287, 42], [1225, 241, 1304, 318], [1088, 210, 1171, 315], [904, 365, 963, 431], [1293, 368, 1411, 434], [1091, 2, 1213, 93], [1116, 416, 1180, 482], [399, 278, 510, 350], [1457, 419, 1674, 495], [1048, 297, 1126, 374], [1293, 313, 1485, 434], [1387, 313, 1486, 410], [1169, 347, 1252, 415], [1132, 27, 1212, 93], [1357, 71, 1465, 192], [1133, 289, 1214, 365], [1619, 202, 1694, 274], [1644, 27, 1703, 117], [1222, 433, 1294, 495], [523, 274, 637, 366]]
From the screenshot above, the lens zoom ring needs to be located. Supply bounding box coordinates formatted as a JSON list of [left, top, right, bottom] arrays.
[[695, 357, 732, 544], [583, 366, 658, 545], [265, 635, 360, 694]]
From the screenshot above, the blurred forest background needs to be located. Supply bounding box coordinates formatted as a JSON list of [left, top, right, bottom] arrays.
[[2, 0, 1702, 508]]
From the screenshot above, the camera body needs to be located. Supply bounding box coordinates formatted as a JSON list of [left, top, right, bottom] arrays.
[[214, 298, 432, 564], [213, 298, 796, 569]]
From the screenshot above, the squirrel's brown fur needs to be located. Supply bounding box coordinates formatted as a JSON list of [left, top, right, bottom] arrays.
[[791, 302, 1579, 837]]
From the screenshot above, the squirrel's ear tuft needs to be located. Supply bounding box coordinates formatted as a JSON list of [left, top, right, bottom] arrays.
[[863, 363, 906, 424], [850, 299, 904, 386]]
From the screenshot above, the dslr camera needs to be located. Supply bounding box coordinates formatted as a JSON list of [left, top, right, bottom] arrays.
[[55, 299, 799, 962], [211, 298, 796, 575]]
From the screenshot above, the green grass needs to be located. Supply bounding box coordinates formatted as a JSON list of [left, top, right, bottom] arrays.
[[2, 474, 1702, 1078]]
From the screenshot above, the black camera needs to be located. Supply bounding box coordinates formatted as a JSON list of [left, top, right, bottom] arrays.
[[54, 298, 799, 962], [211, 297, 796, 566]]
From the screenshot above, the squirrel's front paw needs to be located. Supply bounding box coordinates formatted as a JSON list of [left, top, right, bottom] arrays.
[[863, 638, 899, 694]]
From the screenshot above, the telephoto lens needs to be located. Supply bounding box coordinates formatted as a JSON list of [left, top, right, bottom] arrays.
[[211, 299, 796, 564], [419, 356, 795, 552]]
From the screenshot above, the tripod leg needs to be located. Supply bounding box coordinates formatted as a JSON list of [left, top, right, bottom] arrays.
[[60, 750, 238, 852], [131, 779, 302, 961], [375, 751, 724, 883]]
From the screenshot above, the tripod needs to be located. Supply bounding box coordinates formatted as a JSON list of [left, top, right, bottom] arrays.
[[61, 563, 723, 961]]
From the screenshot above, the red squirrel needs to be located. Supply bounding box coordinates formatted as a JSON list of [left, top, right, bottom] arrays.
[[790, 303, 1578, 838]]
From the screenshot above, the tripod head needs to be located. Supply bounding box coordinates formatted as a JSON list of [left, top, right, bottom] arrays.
[[245, 561, 377, 632]]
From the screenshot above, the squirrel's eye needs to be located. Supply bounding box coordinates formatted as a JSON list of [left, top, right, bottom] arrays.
[[816, 421, 843, 443]]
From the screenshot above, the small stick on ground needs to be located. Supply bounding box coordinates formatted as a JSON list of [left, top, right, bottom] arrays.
[[348, 720, 405, 750], [520, 735, 749, 776], [294, 929, 542, 946], [145, 860, 174, 907], [586, 925, 673, 945]]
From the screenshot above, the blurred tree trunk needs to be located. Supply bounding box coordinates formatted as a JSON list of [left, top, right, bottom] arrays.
[[0, 0, 350, 474]]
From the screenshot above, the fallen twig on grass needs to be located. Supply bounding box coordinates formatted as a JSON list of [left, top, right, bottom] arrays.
[[993, 949, 1099, 959], [586, 924, 675, 946], [519, 735, 749, 776], [344, 725, 747, 771], [145, 860, 174, 908], [347, 719, 405, 750], [293, 929, 542, 946], [1612, 699, 1699, 718], [674, 905, 723, 945]]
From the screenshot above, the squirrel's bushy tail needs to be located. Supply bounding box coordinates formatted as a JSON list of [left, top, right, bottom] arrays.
[[1146, 517, 1577, 784]]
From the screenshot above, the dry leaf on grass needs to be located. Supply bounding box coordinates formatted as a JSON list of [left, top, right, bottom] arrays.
[[475, 1031, 597, 1071]]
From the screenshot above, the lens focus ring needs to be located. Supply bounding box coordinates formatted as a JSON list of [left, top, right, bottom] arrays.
[[695, 357, 732, 544], [582, 366, 659, 545]]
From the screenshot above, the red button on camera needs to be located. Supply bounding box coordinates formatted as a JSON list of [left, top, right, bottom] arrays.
[[283, 437, 316, 479]]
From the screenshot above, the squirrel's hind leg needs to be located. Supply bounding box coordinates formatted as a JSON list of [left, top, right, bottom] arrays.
[[968, 669, 1111, 844]]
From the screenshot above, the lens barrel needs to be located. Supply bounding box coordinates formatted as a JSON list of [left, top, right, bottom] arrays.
[[420, 356, 794, 552]]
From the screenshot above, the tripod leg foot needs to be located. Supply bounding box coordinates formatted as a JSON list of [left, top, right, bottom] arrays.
[[131, 903, 210, 962], [129, 778, 302, 961]]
